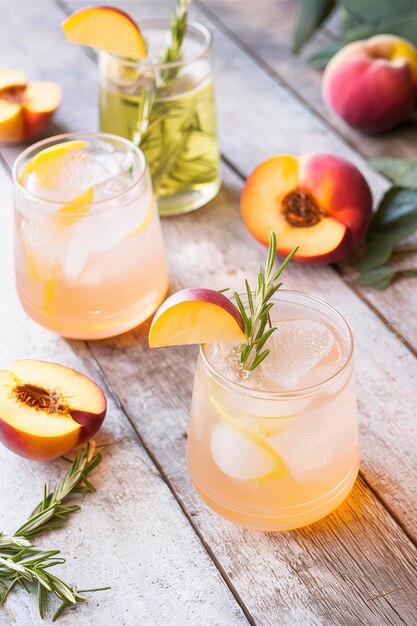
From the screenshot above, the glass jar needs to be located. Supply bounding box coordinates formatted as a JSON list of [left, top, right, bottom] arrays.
[[99, 19, 221, 216]]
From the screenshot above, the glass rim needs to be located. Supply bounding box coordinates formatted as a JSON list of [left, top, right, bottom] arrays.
[[199, 290, 354, 400], [99, 19, 212, 70], [12, 131, 148, 213]]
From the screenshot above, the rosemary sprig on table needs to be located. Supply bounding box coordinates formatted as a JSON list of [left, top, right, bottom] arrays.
[[234, 232, 298, 371], [0, 442, 109, 621]]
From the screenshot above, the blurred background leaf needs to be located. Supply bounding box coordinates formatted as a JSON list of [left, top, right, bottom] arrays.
[[292, 0, 336, 53], [292, 0, 417, 65], [371, 159, 417, 188]]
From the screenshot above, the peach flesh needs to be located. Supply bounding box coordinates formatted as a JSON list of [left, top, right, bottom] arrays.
[[241, 153, 372, 264], [149, 288, 246, 348], [62, 6, 147, 59], [0, 72, 61, 144], [0, 360, 106, 460]]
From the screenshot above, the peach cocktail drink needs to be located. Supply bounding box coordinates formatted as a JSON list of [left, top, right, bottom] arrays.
[[148, 235, 359, 531], [13, 132, 168, 339], [187, 291, 358, 531]]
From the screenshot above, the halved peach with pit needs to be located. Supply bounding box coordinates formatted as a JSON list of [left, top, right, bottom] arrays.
[[241, 153, 372, 264], [0, 68, 61, 144], [0, 360, 106, 460]]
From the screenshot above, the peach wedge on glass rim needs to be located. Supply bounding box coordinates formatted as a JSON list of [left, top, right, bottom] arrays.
[[241, 152, 372, 264], [149, 288, 246, 348], [0, 360, 106, 460], [62, 6, 147, 58]]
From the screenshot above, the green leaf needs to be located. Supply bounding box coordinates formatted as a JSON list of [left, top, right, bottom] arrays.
[[369, 187, 417, 233], [307, 41, 345, 67], [371, 158, 417, 188], [342, 10, 417, 47], [292, 0, 337, 53], [355, 266, 417, 290], [341, 0, 417, 23], [359, 235, 395, 272], [355, 266, 395, 290]]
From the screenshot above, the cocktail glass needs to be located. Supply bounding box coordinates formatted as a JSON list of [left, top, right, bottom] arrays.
[[99, 19, 221, 216], [13, 132, 169, 339], [187, 291, 359, 531]]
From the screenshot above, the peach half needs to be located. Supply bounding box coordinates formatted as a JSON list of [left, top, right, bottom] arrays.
[[322, 35, 417, 132], [0, 68, 61, 144], [241, 153, 372, 264], [149, 288, 246, 348], [0, 360, 106, 460], [62, 6, 147, 58]]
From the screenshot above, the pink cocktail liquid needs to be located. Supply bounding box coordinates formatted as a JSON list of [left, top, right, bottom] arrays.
[[14, 133, 168, 339], [187, 292, 359, 531]]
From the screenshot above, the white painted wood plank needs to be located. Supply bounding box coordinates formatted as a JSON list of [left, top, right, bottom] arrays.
[[1, 3, 417, 624], [0, 163, 248, 625], [197, 0, 417, 351]]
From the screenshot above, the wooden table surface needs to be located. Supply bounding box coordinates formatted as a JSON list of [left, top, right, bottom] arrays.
[[1, 2, 416, 625]]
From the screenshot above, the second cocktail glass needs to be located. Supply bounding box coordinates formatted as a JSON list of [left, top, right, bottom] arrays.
[[99, 20, 221, 216], [13, 132, 169, 339]]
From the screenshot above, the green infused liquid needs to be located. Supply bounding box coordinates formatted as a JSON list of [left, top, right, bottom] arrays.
[[99, 78, 220, 215]]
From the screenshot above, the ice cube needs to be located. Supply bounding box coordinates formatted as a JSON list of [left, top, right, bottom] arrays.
[[20, 218, 69, 278], [26, 148, 112, 201], [261, 320, 334, 389], [270, 411, 333, 482], [211, 421, 276, 480]]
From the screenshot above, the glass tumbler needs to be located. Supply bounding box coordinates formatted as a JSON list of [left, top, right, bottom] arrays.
[[13, 132, 169, 339], [187, 291, 359, 531]]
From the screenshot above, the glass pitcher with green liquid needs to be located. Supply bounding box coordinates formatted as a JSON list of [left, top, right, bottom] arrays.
[[99, 20, 220, 216]]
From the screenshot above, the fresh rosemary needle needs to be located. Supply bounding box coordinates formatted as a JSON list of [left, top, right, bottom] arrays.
[[234, 232, 298, 371], [0, 441, 109, 621]]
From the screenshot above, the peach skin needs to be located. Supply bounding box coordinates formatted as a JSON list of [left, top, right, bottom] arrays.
[[0, 360, 106, 460], [241, 153, 372, 264], [322, 35, 417, 133]]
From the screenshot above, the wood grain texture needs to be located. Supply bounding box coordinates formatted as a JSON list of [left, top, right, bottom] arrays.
[[70, 0, 417, 537], [196, 0, 417, 353], [1, 2, 416, 624], [0, 162, 249, 625]]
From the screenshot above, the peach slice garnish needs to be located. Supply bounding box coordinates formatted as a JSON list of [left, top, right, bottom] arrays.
[[149, 288, 246, 348], [62, 6, 147, 58], [0, 360, 106, 460], [0, 69, 60, 144]]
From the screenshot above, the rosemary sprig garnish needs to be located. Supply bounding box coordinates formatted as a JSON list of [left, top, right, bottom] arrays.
[[133, 0, 193, 147], [0, 442, 109, 621], [234, 232, 298, 371], [162, 0, 194, 66]]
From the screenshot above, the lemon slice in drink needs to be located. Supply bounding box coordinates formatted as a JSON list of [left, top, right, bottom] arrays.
[[19, 141, 95, 315], [210, 397, 288, 480], [20, 140, 89, 186]]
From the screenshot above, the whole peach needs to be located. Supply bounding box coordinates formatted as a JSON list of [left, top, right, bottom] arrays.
[[322, 35, 417, 133]]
